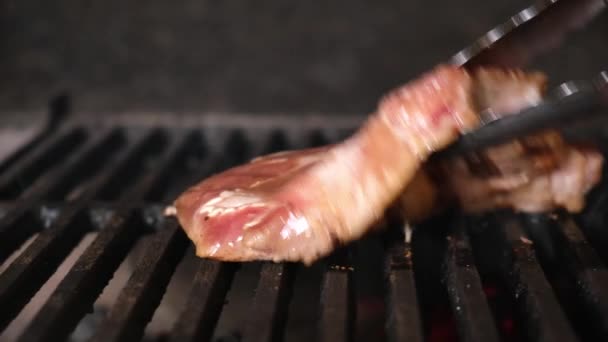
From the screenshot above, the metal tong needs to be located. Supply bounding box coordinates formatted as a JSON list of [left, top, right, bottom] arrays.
[[439, 71, 608, 157], [434, 0, 608, 158]]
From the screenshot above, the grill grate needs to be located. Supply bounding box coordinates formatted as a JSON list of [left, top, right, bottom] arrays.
[[0, 113, 608, 342]]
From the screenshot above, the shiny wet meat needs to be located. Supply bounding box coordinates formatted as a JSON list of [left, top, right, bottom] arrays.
[[170, 65, 603, 265]]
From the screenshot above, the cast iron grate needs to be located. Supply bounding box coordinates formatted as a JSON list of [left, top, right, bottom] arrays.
[[0, 112, 607, 342]]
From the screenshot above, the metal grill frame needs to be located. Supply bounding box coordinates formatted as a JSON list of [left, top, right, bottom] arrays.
[[0, 111, 608, 342]]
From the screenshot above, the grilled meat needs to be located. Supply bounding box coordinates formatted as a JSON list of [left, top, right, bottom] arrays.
[[170, 65, 602, 265], [437, 141, 603, 213], [172, 65, 479, 264], [392, 68, 547, 222], [409, 69, 604, 216]]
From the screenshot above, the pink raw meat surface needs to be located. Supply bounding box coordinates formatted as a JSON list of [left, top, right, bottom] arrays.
[[171, 64, 603, 265]]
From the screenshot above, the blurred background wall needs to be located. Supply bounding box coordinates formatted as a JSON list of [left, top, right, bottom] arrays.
[[1, 0, 607, 115]]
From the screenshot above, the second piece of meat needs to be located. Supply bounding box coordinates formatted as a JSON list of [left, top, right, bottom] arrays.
[[427, 69, 604, 215]]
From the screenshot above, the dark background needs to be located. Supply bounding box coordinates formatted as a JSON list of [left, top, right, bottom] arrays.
[[1, 0, 607, 115]]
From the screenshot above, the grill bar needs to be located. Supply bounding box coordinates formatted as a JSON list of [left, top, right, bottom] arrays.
[[560, 219, 608, 335], [444, 226, 500, 342], [0, 127, 80, 195], [0, 121, 54, 177], [385, 239, 423, 342], [16, 212, 139, 342], [242, 263, 294, 342], [0, 117, 607, 342], [522, 214, 608, 338], [0, 129, 110, 263], [498, 216, 580, 342], [0, 130, 154, 331], [16, 133, 187, 342], [318, 251, 353, 342], [168, 260, 237, 342], [89, 219, 188, 342]]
